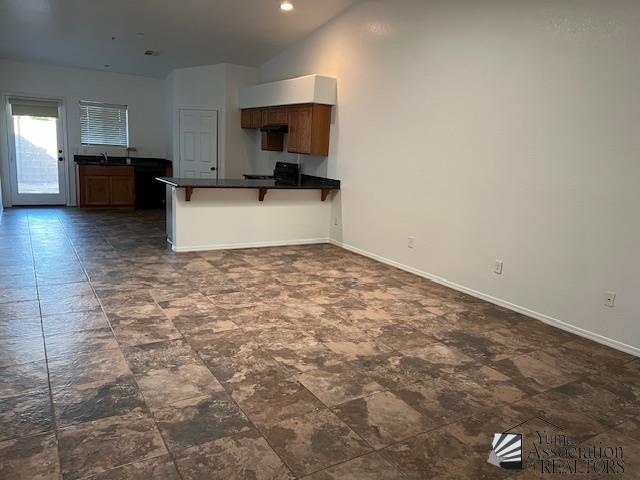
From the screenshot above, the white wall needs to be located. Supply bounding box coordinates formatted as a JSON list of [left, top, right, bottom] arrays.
[[224, 64, 259, 178], [257, 0, 640, 353], [0, 59, 165, 206]]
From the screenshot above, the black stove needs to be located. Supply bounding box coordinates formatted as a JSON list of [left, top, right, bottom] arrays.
[[244, 162, 300, 185]]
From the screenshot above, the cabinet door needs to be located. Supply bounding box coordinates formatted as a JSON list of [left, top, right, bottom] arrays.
[[109, 176, 134, 205], [266, 107, 288, 125], [261, 132, 284, 151], [83, 176, 110, 206], [287, 106, 312, 154], [250, 109, 263, 128], [241, 109, 252, 128]]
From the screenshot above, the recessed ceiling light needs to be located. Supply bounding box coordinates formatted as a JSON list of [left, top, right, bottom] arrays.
[[280, 1, 294, 12]]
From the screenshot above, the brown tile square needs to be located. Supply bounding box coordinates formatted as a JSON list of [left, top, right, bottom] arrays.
[[0, 360, 48, 398], [174, 430, 294, 480], [306, 452, 404, 480], [365, 323, 440, 351], [0, 285, 38, 304], [48, 349, 146, 426], [0, 391, 53, 441], [42, 308, 110, 336], [44, 327, 118, 358], [0, 432, 60, 480], [262, 409, 372, 477], [153, 393, 252, 452], [298, 363, 386, 407], [229, 367, 324, 426], [332, 391, 429, 448], [382, 426, 501, 480], [37, 281, 94, 301], [0, 335, 45, 367], [399, 343, 478, 375], [106, 304, 182, 346], [57, 408, 167, 480], [196, 330, 288, 385], [0, 315, 42, 338], [123, 339, 202, 373], [0, 300, 40, 321], [85, 455, 180, 480], [491, 352, 578, 394]]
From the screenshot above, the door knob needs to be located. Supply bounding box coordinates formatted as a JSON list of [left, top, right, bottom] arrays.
[[210, 167, 216, 171], [58, 157, 64, 162]]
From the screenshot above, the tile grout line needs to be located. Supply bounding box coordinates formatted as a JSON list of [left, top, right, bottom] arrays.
[[27, 211, 65, 470], [55, 211, 188, 480], [146, 290, 300, 478]]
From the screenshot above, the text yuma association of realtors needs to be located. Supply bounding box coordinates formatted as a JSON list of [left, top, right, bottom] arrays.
[[527, 431, 624, 475]]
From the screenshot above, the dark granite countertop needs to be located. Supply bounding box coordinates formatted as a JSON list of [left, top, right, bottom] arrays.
[[75, 155, 171, 168], [156, 174, 340, 190]]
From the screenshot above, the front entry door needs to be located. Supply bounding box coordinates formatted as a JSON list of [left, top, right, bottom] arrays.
[[7, 97, 67, 205], [178, 109, 218, 178]]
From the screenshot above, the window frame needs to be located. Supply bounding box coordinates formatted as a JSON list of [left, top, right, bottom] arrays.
[[79, 101, 129, 147]]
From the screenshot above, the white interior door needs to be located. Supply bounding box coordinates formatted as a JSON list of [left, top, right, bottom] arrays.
[[7, 97, 67, 205], [179, 109, 218, 178]]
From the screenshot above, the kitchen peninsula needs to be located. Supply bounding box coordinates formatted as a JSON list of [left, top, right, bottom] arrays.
[[156, 173, 340, 252]]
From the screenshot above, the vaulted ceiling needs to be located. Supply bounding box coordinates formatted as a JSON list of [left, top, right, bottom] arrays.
[[0, 0, 361, 78]]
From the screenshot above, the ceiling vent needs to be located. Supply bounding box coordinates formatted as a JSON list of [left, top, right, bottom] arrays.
[[144, 50, 160, 56]]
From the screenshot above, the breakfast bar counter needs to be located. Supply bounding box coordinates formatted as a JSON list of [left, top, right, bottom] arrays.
[[156, 175, 340, 202], [157, 174, 340, 252]]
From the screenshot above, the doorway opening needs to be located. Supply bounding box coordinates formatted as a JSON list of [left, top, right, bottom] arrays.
[[7, 97, 67, 205]]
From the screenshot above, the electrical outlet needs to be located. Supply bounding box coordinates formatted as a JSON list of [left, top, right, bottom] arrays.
[[333, 216, 339, 226], [408, 236, 415, 249], [494, 260, 503, 275], [604, 291, 616, 308]]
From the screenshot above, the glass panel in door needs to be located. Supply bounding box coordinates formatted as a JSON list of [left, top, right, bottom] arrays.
[[9, 108, 67, 205]]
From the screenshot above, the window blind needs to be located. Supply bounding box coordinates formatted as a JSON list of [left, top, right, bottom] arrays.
[[9, 98, 59, 118], [79, 101, 128, 147]]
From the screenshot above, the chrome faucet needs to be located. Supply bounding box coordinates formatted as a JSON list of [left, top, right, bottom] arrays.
[[101, 152, 108, 163]]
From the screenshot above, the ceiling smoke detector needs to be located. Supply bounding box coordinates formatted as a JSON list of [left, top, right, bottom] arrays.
[[144, 50, 160, 56]]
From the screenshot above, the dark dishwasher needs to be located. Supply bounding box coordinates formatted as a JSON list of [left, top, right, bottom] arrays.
[[134, 166, 166, 209]]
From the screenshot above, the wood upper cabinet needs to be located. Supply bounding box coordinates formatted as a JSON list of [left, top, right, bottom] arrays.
[[241, 108, 264, 129], [266, 107, 288, 125], [287, 104, 331, 156], [79, 165, 134, 207], [241, 109, 252, 128], [241, 103, 332, 155], [261, 132, 284, 152]]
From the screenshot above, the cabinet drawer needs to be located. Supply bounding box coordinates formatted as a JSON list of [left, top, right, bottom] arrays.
[[80, 165, 133, 176]]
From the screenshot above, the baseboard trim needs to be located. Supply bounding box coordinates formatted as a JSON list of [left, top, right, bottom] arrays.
[[172, 238, 330, 253], [331, 239, 640, 358]]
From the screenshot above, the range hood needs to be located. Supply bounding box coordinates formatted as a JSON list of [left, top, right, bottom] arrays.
[[260, 124, 288, 133]]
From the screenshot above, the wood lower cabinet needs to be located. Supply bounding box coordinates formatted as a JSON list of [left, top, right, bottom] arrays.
[[109, 175, 135, 205], [82, 175, 110, 206], [79, 165, 134, 207]]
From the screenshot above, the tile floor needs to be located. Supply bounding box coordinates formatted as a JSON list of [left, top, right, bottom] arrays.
[[0, 207, 638, 479]]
